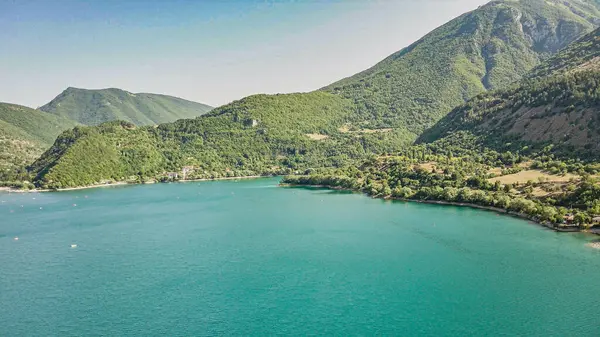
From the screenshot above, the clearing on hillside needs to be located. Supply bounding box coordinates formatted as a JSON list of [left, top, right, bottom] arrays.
[[305, 134, 329, 141], [489, 170, 578, 185]]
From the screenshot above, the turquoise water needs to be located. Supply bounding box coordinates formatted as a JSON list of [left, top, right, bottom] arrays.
[[1, 177, 600, 336]]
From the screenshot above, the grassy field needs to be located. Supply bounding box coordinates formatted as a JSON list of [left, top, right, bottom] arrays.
[[305, 134, 329, 140], [489, 170, 578, 184], [417, 162, 437, 172]]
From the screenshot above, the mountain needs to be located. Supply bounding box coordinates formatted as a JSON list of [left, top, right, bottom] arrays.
[[27, 0, 600, 188], [0, 103, 79, 171], [323, 0, 600, 137], [417, 26, 600, 157], [39, 87, 213, 126], [29, 92, 383, 188]]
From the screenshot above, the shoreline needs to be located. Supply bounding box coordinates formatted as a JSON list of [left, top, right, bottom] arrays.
[[0, 175, 273, 193], [405, 199, 583, 233], [281, 183, 593, 236], [0, 181, 130, 193], [177, 175, 266, 183]]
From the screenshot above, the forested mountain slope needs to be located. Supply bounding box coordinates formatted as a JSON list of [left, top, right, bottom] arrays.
[[39, 87, 213, 126], [31, 92, 416, 188], [418, 27, 600, 158], [0, 103, 79, 171], [27, 0, 600, 188], [323, 0, 600, 137]]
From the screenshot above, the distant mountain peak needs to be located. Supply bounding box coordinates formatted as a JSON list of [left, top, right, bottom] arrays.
[[39, 87, 212, 126]]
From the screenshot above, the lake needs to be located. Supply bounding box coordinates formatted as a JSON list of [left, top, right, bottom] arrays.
[[1, 177, 599, 336]]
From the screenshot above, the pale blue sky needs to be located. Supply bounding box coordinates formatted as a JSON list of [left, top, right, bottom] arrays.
[[0, 0, 489, 108]]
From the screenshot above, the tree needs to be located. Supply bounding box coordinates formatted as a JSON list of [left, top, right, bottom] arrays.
[[588, 200, 600, 215]]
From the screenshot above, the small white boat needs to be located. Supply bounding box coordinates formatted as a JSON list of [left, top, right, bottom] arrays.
[[71, 244, 77, 248]]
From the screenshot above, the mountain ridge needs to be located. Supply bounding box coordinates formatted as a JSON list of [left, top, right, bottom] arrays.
[[417, 26, 600, 157], [39, 87, 213, 126], [24, 0, 600, 188], [0, 102, 80, 174], [322, 0, 600, 136]]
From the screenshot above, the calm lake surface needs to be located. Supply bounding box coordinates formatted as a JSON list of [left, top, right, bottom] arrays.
[[1, 177, 600, 336]]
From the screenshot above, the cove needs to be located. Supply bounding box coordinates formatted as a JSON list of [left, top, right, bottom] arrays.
[[1, 177, 599, 336]]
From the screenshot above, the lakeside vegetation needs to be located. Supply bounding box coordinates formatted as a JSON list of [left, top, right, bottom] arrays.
[[282, 148, 600, 229], [283, 24, 600, 231]]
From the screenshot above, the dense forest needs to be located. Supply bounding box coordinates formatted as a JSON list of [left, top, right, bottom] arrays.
[[0, 103, 79, 180], [282, 147, 600, 228], [0, 88, 212, 178], [29, 93, 417, 189]]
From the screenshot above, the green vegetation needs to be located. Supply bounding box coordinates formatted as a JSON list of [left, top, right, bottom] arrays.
[[282, 149, 600, 229], [23, 0, 600, 190], [0, 102, 79, 181], [30, 92, 416, 189], [284, 22, 600, 232], [0, 103, 79, 146], [39, 87, 213, 126], [418, 27, 600, 157], [323, 0, 600, 137]]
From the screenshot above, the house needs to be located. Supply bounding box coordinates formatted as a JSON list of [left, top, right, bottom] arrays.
[[592, 216, 600, 225], [167, 172, 179, 179], [243, 118, 259, 127], [563, 214, 575, 224], [182, 166, 195, 179]]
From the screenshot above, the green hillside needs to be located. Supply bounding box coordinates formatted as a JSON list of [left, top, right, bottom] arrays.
[[323, 0, 600, 137], [39, 87, 213, 126], [283, 22, 600, 230], [0, 102, 79, 173], [280, 26, 600, 230], [31, 92, 415, 188], [28, 0, 600, 189], [417, 27, 600, 157]]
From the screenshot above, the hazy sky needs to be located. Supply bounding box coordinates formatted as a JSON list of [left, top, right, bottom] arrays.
[[0, 0, 489, 108]]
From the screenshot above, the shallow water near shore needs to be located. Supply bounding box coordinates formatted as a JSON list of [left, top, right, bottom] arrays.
[[1, 177, 600, 336]]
